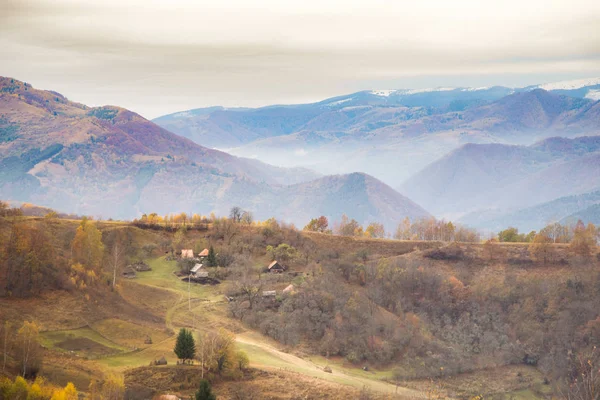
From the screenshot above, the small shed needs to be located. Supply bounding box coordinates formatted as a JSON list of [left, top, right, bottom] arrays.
[[262, 290, 276, 297], [122, 267, 137, 279], [198, 248, 209, 258], [268, 260, 285, 273], [154, 356, 167, 365], [181, 249, 194, 259]]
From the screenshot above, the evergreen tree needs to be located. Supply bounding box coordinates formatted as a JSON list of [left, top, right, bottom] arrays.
[[174, 328, 195, 361], [195, 379, 216, 400], [207, 246, 216, 267]]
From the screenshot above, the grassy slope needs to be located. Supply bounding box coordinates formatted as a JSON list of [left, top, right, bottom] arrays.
[[0, 219, 558, 398]]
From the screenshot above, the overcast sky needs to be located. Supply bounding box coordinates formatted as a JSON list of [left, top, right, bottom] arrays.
[[1, 0, 600, 119]]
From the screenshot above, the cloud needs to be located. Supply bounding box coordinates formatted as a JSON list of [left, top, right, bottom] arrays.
[[1, 0, 600, 118]]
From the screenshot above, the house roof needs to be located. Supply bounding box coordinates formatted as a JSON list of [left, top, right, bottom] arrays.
[[198, 248, 209, 257], [283, 284, 294, 293], [268, 260, 282, 269], [181, 249, 194, 258], [190, 264, 203, 273]]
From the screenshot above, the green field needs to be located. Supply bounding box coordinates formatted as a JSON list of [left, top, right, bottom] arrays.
[[41, 327, 127, 358]]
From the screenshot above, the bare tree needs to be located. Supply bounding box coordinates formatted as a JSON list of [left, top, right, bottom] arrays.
[[109, 240, 125, 289], [1, 321, 13, 373], [17, 321, 41, 377], [241, 211, 254, 225], [230, 206, 243, 223]]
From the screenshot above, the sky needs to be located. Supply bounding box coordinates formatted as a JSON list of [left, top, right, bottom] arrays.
[[1, 0, 600, 119]]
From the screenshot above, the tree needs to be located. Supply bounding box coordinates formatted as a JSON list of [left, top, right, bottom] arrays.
[[304, 216, 329, 233], [17, 321, 42, 378], [100, 374, 124, 400], [230, 206, 243, 223], [195, 380, 216, 400], [241, 211, 253, 225], [335, 214, 363, 236], [528, 233, 554, 264], [570, 220, 595, 258], [235, 350, 249, 371], [109, 240, 125, 289], [206, 246, 217, 267], [266, 243, 298, 263], [1, 321, 14, 373], [50, 382, 78, 400], [174, 328, 196, 362], [498, 227, 521, 242], [71, 217, 104, 269], [365, 223, 385, 239], [394, 217, 412, 240]]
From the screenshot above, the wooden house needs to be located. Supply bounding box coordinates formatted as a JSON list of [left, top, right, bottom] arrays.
[[181, 249, 194, 259], [198, 248, 209, 258], [268, 260, 285, 273]]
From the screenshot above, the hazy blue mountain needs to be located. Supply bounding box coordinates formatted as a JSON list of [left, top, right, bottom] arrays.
[[561, 203, 600, 226], [459, 190, 600, 232], [402, 136, 600, 218], [153, 81, 600, 188]]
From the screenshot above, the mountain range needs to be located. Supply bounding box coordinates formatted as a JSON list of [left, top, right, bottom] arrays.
[[3, 75, 600, 233], [154, 79, 600, 188], [402, 136, 600, 216], [0, 77, 429, 229]]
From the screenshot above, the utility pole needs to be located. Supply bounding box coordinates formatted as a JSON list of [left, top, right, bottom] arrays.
[[188, 273, 191, 311]]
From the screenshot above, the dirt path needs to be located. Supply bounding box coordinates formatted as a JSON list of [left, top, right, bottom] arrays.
[[236, 333, 426, 398], [139, 258, 428, 398]]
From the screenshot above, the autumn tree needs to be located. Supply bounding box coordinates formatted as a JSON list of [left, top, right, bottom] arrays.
[[570, 220, 596, 258], [394, 217, 412, 240], [71, 217, 104, 269], [266, 243, 298, 263], [528, 233, 554, 264], [483, 238, 500, 261], [100, 374, 124, 400], [335, 214, 363, 236], [304, 216, 330, 233], [1, 223, 56, 297], [174, 328, 196, 362], [196, 328, 237, 375], [365, 222, 385, 238], [17, 321, 42, 378]]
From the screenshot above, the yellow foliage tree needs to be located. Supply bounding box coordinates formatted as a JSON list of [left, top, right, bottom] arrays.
[[71, 217, 104, 269]]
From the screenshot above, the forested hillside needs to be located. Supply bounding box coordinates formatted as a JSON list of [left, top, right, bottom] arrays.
[[1, 203, 599, 399]]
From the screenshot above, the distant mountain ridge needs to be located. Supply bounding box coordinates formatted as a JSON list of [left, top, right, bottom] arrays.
[[0, 77, 429, 229], [402, 136, 600, 222], [153, 80, 600, 188]]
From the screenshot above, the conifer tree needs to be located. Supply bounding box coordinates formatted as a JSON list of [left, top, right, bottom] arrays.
[[195, 379, 216, 400], [207, 246, 216, 267], [174, 328, 195, 362]]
